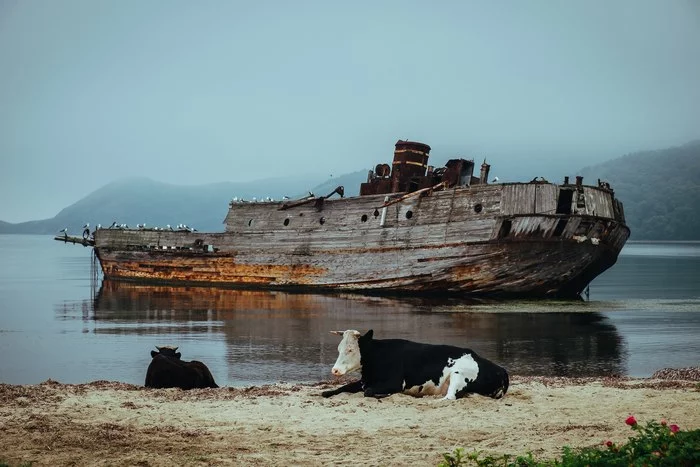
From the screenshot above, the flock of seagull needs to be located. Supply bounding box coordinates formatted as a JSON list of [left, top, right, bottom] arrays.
[[230, 195, 293, 203], [57, 222, 197, 237], [57, 192, 319, 236], [230, 192, 314, 204]]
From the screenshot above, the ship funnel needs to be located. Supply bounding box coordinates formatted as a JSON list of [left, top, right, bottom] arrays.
[[391, 140, 431, 193]]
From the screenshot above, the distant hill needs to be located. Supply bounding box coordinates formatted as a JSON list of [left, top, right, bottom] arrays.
[[579, 140, 700, 240], [0, 174, 366, 235]]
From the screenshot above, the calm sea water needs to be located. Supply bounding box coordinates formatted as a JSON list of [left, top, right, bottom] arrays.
[[0, 235, 698, 386]]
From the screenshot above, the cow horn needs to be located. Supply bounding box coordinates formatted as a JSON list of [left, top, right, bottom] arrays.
[[329, 331, 344, 335], [155, 345, 178, 351]]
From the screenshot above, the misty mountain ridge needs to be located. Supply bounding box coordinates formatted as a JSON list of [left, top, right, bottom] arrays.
[[1, 141, 698, 240]]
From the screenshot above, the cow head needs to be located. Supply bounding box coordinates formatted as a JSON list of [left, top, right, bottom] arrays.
[[151, 346, 181, 359], [329, 329, 372, 376]]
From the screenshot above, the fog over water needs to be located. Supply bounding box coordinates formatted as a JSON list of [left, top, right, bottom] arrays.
[[0, 236, 698, 386], [1, 0, 700, 222]]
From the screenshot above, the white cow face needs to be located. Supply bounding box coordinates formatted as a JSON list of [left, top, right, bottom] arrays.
[[330, 330, 362, 376]]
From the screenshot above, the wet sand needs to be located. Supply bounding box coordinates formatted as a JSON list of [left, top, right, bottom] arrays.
[[1, 373, 699, 466]]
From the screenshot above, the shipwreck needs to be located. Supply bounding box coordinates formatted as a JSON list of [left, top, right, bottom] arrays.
[[57, 140, 630, 298]]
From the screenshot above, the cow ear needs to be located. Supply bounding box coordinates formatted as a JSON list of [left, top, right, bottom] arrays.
[[364, 329, 374, 339], [329, 331, 344, 335], [151, 350, 158, 358], [352, 330, 361, 337], [175, 352, 182, 359]]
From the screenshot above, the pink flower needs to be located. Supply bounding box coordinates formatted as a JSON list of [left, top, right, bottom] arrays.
[[660, 419, 667, 426], [669, 424, 680, 433], [625, 415, 637, 426]]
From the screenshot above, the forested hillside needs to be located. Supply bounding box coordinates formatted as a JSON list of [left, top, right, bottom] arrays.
[[579, 140, 700, 240]]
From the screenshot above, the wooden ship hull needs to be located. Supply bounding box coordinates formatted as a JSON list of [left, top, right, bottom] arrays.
[[91, 141, 630, 298]]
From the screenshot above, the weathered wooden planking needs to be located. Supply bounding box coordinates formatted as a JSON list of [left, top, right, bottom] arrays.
[[582, 187, 614, 218]]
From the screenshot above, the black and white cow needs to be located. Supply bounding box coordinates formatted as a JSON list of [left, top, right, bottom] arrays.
[[322, 330, 509, 400], [145, 346, 219, 390]]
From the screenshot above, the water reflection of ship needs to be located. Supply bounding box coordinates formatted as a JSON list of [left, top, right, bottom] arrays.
[[92, 280, 626, 378]]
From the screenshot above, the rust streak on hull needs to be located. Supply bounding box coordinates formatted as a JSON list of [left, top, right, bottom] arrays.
[[99, 253, 326, 286]]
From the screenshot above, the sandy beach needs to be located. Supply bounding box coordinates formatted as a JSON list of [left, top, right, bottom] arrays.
[[1, 372, 699, 467]]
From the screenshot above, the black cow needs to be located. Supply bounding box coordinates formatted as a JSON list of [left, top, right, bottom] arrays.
[[145, 346, 218, 389], [322, 330, 509, 400]]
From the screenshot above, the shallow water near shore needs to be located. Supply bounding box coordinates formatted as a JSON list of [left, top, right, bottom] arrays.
[[0, 235, 699, 386]]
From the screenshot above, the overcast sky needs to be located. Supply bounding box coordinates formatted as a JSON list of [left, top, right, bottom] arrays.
[[1, 0, 699, 222]]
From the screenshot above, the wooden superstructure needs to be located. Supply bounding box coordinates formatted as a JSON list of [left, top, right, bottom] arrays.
[[90, 140, 630, 298]]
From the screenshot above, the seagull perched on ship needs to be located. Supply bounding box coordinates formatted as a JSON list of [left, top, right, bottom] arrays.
[[82, 223, 89, 229], [282, 195, 290, 200], [167, 224, 173, 231], [109, 221, 117, 229], [492, 176, 499, 183], [308, 191, 314, 197], [58, 227, 68, 238], [96, 224, 101, 230]]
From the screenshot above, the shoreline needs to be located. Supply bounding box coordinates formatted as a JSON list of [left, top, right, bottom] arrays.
[[1, 374, 699, 466]]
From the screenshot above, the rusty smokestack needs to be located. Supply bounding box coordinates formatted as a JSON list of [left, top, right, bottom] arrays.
[[391, 140, 431, 193]]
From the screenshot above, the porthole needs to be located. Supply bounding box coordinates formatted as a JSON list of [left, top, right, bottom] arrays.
[[373, 209, 379, 217], [405, 210, 413, 219], [248, 219, 254, 226], [474, 203, 483, 214], [319, 217, 326, 225], [283, 218, 290, 226], [361, 214, 368, 222]]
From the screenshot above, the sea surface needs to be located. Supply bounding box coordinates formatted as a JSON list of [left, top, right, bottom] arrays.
[[0, 235, 698, 386]]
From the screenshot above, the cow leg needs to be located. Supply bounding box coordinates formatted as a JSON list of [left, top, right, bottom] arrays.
[[443, 372, 470, 400], [321, 379, 363, 398], [363, 380, 403, 398]]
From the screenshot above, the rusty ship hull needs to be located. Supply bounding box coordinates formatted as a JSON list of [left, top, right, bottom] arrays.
[[93, 142, 630, 298]]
